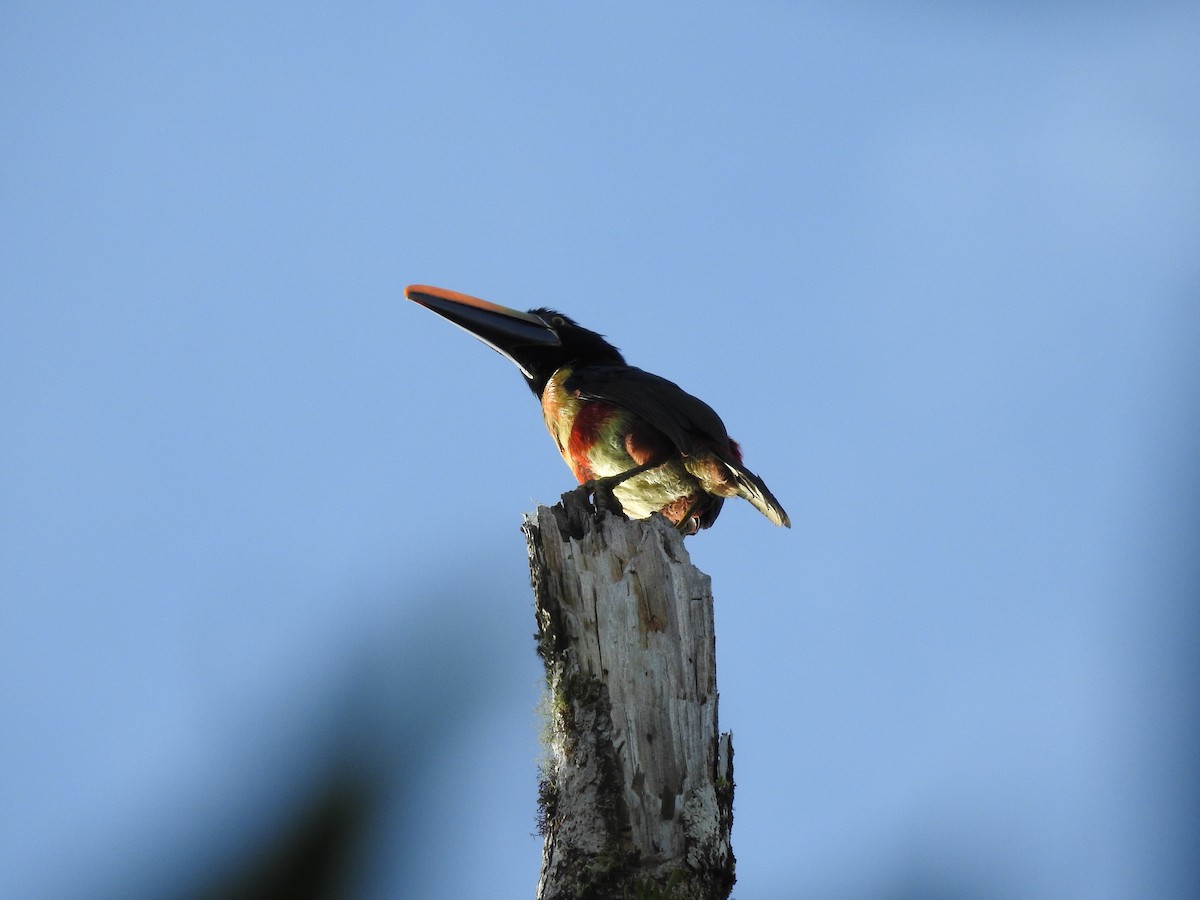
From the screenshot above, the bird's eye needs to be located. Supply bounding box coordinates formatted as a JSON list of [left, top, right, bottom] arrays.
[[551, 316, 566, 327]]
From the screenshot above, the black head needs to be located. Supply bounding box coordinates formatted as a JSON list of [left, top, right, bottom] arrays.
[[406, 286, 625, 395], [519, 307, 624, 389]]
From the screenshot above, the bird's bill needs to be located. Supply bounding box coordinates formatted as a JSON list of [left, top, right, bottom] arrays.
[[405, 285, 559, 377]]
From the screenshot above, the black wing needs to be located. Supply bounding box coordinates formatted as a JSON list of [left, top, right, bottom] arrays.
[[562, 364, 732, 453]]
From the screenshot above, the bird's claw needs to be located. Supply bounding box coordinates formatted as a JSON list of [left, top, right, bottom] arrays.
[[673, 497, 703, 535], [577, 476, 628, 519]]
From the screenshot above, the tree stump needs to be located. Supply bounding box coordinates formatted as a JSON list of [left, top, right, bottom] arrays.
[[523, 490, 735, 900]]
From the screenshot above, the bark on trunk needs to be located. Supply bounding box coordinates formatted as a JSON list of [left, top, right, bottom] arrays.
[[523, 490, 735, 900]]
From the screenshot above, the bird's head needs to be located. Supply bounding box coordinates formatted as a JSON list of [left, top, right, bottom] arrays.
[[406, 285, 624, 395]]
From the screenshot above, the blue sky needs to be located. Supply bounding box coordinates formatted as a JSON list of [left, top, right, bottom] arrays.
[[3, 3, 1199, 897]]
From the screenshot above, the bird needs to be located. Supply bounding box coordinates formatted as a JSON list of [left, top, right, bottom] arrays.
[[405, 284, 790, 534]]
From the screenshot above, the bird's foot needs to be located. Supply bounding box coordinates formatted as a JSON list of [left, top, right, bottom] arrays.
[[577, 474, 629, 519], [670, 496, 704, 535], [577, 460, 660, 519]]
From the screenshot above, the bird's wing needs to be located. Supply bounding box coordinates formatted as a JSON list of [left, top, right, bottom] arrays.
[[562, 364, 732, 454], [565, 364, 791, 528]]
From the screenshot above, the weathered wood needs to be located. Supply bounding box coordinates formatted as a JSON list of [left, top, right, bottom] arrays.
[[524, 490, 734, 900]]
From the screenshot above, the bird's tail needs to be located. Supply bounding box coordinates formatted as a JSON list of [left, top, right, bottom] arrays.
[[726, 459, 791, 528]]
